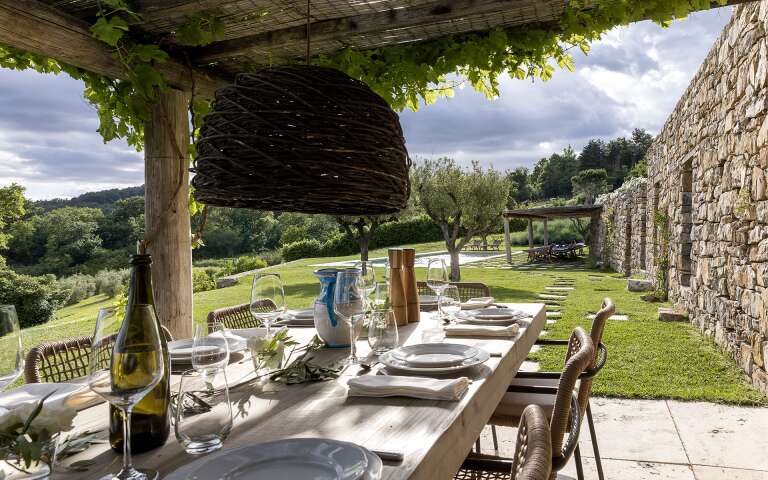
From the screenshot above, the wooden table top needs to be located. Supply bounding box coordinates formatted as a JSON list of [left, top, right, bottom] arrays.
[[57, 303, 546, 480]]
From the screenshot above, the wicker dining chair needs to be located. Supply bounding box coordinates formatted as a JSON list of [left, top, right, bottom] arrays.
[[455, 404, 552, 480], [206, 299, 277, 330], [501, 298, 614, 480], [458, 327, 594, 480], [417, 281, 491, 311], [25, 326, 174, 384]]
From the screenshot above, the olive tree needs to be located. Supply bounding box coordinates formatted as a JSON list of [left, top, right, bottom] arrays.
[[412, 158, 508, 280], [571, 168, 609, 205], [334, 214, 398, 262]]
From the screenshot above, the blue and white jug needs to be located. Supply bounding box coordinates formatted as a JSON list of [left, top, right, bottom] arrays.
[[313, 268, 359, 347]]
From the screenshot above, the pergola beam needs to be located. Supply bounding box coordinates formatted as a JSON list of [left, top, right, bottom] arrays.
[[0, 0, 229, 99]]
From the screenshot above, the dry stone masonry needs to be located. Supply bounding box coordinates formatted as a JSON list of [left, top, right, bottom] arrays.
[[591, 2, 768, 394]]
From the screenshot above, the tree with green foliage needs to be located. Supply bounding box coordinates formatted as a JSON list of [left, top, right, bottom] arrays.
[[578, 139, 607, 171], [532, 147, 579, 199], [505, 167, 534, 205], [99, 196, 144, 250], [413, 158, 508, 280], [571, 168, 609, 205], [335, 215, 399, 262], [0, 183, 26, 264]]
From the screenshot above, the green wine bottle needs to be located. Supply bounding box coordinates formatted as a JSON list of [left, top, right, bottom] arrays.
[[110, 253, 170, 453]]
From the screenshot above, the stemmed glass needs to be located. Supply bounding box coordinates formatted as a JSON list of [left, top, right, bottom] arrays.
[[192, 323, 229, 373], [440, 286, 462, 323], [88, 307, 165, 480], [0, 305, 23, 390], [427, 258, 449, 315], [334, 270, 365, 365], [250, 273, 286, 336], [354, 261, 376, 309]]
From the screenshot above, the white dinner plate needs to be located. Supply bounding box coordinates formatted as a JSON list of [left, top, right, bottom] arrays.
[[380, 347, 490, 374], [164, 438, 382, 480], [290, 308, 315, 320], [0, 383, 88, 410], [389, 343, 479, 368]]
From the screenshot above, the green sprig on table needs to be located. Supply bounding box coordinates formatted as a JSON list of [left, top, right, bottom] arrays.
[[269, 335, 342, 385]]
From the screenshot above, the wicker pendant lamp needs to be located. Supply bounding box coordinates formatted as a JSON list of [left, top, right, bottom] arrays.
[[191, 64, 411, 215]]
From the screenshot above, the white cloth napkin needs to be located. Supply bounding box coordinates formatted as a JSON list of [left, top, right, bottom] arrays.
[[444, 323, 520, 337], [461, 297, 495, 310], [347, 375, 469, 401]]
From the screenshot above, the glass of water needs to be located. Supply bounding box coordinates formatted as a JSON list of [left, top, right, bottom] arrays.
[[440, 285, 462, 322], [367, 309, 398, 353], [174, 369, 233, 455]]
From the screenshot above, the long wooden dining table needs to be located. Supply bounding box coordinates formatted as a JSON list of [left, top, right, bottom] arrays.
[[57, 303, 546, 479]]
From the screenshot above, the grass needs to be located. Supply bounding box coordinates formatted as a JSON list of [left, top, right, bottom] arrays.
[[29, 242, 766, 405]]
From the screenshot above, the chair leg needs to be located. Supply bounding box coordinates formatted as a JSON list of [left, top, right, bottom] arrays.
[[475, 438, 481, 453], [574, 444, 585, 480], [587, 402, 605, 480], [491, 425, 499, 452]]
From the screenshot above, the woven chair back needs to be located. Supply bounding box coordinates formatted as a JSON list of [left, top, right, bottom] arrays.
[[577, 298, 614, 415], [206, 299, 276, 330], [550, 327, 594, 462], [512, 404, 553, 480], [416, 281, 491, 304], [24, 325, 173, 384]]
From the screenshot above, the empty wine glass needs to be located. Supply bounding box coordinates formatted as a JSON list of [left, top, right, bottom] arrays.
[[174, 369, 232, 455], [192, 323, 229, 373], [250, 273, 286, 336], [354, 261, 376, 309], [440, 285, 462, 322], [0, 305, 22, 390], [88, 307, 165, 480], [334, 270, 365, 365], [427, 258, 449, 315]]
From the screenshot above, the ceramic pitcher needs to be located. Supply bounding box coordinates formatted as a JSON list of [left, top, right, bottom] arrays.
[[313, 268, 353, 347]]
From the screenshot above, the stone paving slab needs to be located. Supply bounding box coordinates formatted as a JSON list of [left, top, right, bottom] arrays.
[[538, 294, 567, 300], [559, 457, 696, 480], [545, 286, 575, 291], [587, 313, 629, 321], [546, 311, 562, 318], [692, 466, 768, 479]]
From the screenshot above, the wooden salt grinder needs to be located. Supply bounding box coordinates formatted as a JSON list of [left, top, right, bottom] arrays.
[[388, 249, 408, 326], [401, 248, 420, 323]]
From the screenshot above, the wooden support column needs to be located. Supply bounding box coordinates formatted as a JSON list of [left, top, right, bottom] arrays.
[[543, 218, 549, 247], [503, 218, 512, 263], [527, 219, 534, 248], [144, 88, 193, 340]]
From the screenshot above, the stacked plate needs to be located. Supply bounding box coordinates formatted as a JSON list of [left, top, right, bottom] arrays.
[[379, 343, 490, 374], [456, 307, 528, 326], [419, 294, 438, 307], [165, 438, 382, 480], [168, 331, 247, 371], [277, 308, 315, 327]]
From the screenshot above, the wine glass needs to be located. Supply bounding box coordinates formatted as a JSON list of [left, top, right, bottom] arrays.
[[88, 307, 165, 480], [250, 273, 286, 336], [0, 305, 22, 390], [354, 261, 376, 309], [426, 258, 449, 315], [334, 270, 365, 365], [192, 323, 229, 373], [440, 286, 462, 322]]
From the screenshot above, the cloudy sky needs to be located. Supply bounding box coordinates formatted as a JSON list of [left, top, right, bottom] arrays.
[[0, 7, 732, 200]]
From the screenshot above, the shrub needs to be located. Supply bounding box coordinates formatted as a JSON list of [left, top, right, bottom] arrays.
[[0, 268, 68, 327], [221, 255, 267, 276], [95, 269, 129, 297], [282, 239, 323, 261], [508, 219, 583, 245], [192, 269, 217, 293], [58, 273, 97, 305], [260, 250, 283, 266], [320, 234, 357, 257], [369, 215, 443, 249]]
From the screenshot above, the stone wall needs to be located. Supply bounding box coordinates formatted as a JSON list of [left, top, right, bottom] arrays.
[[593, 2, 768, 394]]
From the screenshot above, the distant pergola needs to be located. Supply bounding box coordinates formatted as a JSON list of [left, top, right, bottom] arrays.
[[0, 0, 738, 337], [501, 205, 602, 262]]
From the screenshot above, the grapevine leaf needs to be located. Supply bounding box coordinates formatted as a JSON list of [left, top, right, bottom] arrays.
[[90, 17, 129, 47]]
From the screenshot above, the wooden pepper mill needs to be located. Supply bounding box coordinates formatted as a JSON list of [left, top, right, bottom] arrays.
[[401, 248, 420, 323], [388, 249, 408, 326]]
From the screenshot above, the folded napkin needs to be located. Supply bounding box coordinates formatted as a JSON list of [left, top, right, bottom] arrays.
[[444, 323, 520, 337], [461, 297, 494, 310], [347, 375, 469, 401]]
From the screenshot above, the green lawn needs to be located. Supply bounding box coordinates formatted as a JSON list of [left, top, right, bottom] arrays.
[[31, 242, 766, 405]]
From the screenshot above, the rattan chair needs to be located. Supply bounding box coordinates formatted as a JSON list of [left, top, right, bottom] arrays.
[[25, 326, 174, 384], [459, 327, 594, 480], [206, 299, 276, 330], [417, 281, 491, 311], [500, 298, 614, 480], [455, 405, 552, 480]]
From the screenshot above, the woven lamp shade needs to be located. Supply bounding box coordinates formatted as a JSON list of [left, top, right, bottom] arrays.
[[192, 65, 410, 215]]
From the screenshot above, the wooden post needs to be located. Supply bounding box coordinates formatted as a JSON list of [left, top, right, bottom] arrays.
[[503, 218, 512, 263], [543, 218, 549, 247], [144, 88, 193, 339], [527, 219, 534, 248]]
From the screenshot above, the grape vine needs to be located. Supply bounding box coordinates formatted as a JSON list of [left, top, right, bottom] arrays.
[[0, 0, 729, 147]]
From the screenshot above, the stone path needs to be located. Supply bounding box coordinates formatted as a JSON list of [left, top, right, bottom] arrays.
[[477, 398, 768, 479]]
